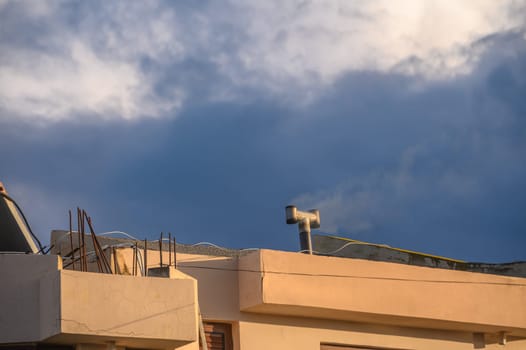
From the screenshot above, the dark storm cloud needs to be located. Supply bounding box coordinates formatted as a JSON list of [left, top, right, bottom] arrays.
[[290, 31, 526, 262]]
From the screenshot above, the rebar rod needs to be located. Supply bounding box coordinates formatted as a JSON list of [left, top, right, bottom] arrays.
[[63, 246, 80, 258], [69, 210, 75, 270], [87, 215, 103, 273], [112, 247, 117, 274], [144, 238, 148, 276], [168, 232, 172, 267], [81, 211, 88, 271], [79, 208, 87, 271], [81, 209, 86, 271], [159, 232, 163, 267], [77, 208, 82, 271], [85, 213, 112, 273], [174, 235, 177, 268], [132, 242, 137, 276], [63, 255, 83, 269]]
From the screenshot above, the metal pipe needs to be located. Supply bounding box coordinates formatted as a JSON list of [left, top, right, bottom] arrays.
[[285, 206, 319, 255], [298, 219, 313, 255]]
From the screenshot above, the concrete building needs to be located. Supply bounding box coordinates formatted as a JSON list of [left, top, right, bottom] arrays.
[[1, 230, 525, 350], [1, 183, 526, 350]]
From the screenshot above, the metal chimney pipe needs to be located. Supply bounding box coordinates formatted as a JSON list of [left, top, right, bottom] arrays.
[[285, 205, 320, 254], [298, 218, 313, 254]]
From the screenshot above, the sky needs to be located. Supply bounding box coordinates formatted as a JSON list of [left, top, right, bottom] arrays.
[[0, 0, 525, 263]]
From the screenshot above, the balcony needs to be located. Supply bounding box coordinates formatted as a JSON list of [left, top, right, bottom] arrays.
[[0, 254, 198, 349]]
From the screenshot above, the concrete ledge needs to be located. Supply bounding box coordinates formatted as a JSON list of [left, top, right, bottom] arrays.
[[239, 250, 526, 336]]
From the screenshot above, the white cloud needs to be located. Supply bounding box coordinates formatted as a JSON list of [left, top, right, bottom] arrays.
[[219, 0, 522, 88], [0, 0, 523, 122], [0, 41, 184, 121], [81, 2, 186, 63], [0, 1, 185, 122]]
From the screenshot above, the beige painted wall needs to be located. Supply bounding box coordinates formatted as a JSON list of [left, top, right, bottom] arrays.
[[239, 250, 526, 336], [54, 269, 198, 348], [0, 254, 62, 343], [177, 249, 526, 350], [237, 315, 526, 350], [0, 253, 199, 350]]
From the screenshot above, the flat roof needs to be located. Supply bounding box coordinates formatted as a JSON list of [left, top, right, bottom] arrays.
[[312, 234, 526, 278], [48, 230, 526, 278]]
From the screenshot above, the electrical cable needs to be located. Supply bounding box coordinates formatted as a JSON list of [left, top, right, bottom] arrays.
[[176, 264, 526, 287], [0, 191, 45, 253], [192, 241, 227, 249], [191, 241, 259, 251], [60, 234, 259, 253], [54, 230, 142, 248], [98, 230, 142, 241], [307, 241, 391, 256]]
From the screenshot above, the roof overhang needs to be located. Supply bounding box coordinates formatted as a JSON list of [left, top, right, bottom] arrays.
[[239, 249, 526, 337]]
